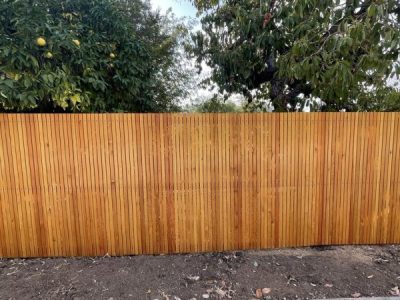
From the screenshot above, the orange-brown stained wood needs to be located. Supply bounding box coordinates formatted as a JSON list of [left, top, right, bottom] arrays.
[[0, 113, 399, 258]]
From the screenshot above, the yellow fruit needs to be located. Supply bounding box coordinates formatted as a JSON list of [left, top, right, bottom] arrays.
[[70, 94, 80, 104], [36, 37, 46, 47], [5, 72, 20, 80], [72, 39, 80, 47], [62, 13, 73, 21], [109, 53, 116, 59], [44, 52, 53, 59]]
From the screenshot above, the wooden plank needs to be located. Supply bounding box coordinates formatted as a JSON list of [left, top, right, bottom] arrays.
[[15, 115, 32, 256], [53, 113, 67, 255], [0, 112, 7, 252], [227, 114, 234, 250], [171, 114, 180, 252], [157, 114, 167, 253], [26, 114, 43, 257], [308, 113, 317, 245], [7, 115, 27, 256], [130, 114, 142, 254], [298, 112, 306, 246], [389, 114, 400, 242], [340, 113, 350, 244]]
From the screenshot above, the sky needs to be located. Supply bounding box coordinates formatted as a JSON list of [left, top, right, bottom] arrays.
[[150, 0, 197, 18]]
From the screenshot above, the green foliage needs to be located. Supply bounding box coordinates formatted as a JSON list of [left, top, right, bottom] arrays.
[[0, 0, 191, 112], [192, 96, 241, 112], [190, 0, 400, 112]]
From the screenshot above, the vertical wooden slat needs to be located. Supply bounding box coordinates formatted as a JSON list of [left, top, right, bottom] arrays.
[[227, 114, 234, 250], [271, 113, 276, 247], [305, 112, 312, 245], [341, 113, 351, 244], [130, 114, 142, 254], [26, 114, 44, 256], [308, 113, 317, 245], [207, 114, 213, 252], [52, 113, 66, 255], [0, 116, 11, 257], [299, 112, 306, 246], [285, 113, 292, 247], [157, 115, 167, 253], [364, 113, 376, 243], [122, 114, 133, 253], [389, 114, 400, 242], [91, 114, 104, 254], [14, 115, 29, 255], [359, 112, 368, 245], [184, 114, 191, 252], [376, 113, 390, 243], [316, 113, 324, 244], [8, 115, 26, 256], [61, 114, 76, 255], [171, 114, 179, 252]]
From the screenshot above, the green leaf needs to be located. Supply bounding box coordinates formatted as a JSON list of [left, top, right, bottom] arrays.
[[23, 78, 32, 88], [367, 4, 377, 17]]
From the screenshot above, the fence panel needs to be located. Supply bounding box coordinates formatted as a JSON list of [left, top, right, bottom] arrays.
[[0, 113, 399, 258]]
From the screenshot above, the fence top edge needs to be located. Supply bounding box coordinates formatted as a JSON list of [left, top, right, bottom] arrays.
[[0, 112, 400, 117]]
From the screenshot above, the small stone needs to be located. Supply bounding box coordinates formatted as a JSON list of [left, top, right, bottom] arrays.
[[391, 286, 400, 296], [367, 275, 374, 279], [187, 275, 200, 281], [351, 292, 361, 298], [253, 261, 259, 267], [202, 294, 209, 299], [324, 283, 333, 288], [262, 288, 271, 295], [255, 288, 263, 298]]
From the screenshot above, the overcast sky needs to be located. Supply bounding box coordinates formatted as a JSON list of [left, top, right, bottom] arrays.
[[150, 0, 197, 18]]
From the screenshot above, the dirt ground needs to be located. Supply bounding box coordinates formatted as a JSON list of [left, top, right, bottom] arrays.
[[1, 245, 400, 300]]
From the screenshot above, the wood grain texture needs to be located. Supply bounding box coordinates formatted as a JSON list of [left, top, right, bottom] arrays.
[[0, 113, 399, 258]]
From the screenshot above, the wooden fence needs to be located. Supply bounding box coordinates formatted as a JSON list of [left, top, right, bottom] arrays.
[[0, 113, 399, 258]]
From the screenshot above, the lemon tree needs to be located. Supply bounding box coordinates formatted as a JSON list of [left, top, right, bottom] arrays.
[[0, 0, 191, 112]]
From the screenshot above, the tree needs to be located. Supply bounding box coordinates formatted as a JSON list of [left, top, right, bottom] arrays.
[[0, 0, 192, 112], [192, 95, 242, 112], [190, 0, 400, 112]]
